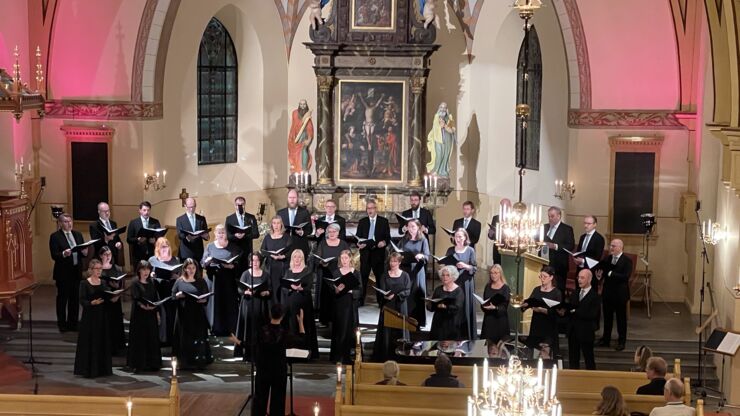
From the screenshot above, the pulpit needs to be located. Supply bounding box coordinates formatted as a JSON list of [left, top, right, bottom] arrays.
[[0, 194, 36, 327], [499, 249, 548, 334]]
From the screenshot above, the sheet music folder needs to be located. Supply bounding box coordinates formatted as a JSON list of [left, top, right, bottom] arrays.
[[703, 328, 740, 356]]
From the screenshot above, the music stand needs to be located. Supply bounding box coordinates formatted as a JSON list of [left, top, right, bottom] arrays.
[[701, 328, 740, 410]]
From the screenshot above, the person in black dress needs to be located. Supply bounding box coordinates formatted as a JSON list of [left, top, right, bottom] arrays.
[[280, 249, 319, 358], [445, 228, 478, 340], [127, 260, 162, 372], [523, 265, 563, 357], [479, 264, 511, 342], [314, 223, 349, 325], [372, 252, 412, 362], [261, 216, 291, 303], [330, 249, 362, 363], [427, 266, 465, 340], [74, 259, 113, 378], [99, 246, 126, 355], [149, 237, 181, 346], [399, 219, 430, 328], [232, 252, 271, 360], [202, 224, 242, 336], [172, 258, 213, 370]]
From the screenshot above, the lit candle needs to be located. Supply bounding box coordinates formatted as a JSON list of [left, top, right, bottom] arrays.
[[336, 363, 342, 383], [156, 171, 160, 179], [467, 398, 473, 416], [550, 365, 557, 399], [433, 175, 438, 190], [539, 224, 544, 242], [304, 171, 309, 185], [496, 223, 501, 242], [162, 170, 167, 184], [472, 364, 478, 397], [313, 402, 320, 416], [126, 398, 132, 416], [537, 358, 543, 386], [543, 369, 550, 402], [144, 172, 148, 179], [15, 163, 18, 175], [172, 358, 177, 377], [384, 184, 388, 200], [482, 358, 488, 389], [349, 184, 353, 202], [28, 161, 32, 174], [294, 172, 299, 185], [424, 175, 428, 190]]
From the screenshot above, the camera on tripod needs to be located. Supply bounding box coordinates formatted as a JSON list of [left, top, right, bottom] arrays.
[[640, 213, 656, 234]]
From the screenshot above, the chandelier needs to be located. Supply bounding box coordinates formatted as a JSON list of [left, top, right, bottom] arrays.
[[701, 219, 727, 246], [0, 46, 45, 121], [468, 356, 561, 416], [496, 202, 544, 252]]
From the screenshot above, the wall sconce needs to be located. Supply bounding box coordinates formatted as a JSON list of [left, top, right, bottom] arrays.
[[701, 219, 727, 245], [144, 170, 166, 191], [553, 179, 575, 200], [14, 157, 32, 199]]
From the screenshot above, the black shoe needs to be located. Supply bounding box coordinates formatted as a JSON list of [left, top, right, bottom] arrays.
[[615, 344, 625, 351], [596, 339, 610, 347]]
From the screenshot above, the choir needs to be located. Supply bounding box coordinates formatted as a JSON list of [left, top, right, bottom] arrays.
[[49, 193, 608, 378]]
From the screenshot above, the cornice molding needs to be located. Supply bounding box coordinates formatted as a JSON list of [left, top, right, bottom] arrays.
[[568, 110, 687, 129], [45, 100, 163, 120]]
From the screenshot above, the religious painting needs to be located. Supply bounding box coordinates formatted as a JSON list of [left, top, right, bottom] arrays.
[[350, 0, 396, 31], [336, 79, 406, 184]]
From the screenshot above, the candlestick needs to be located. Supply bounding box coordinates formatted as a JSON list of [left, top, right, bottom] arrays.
[[127, 398, 132, 416], [172, 358, 177, 377], [313, 402, 320, 416]]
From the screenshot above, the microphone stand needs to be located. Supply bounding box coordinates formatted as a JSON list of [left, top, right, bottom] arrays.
[[237, 260, 257, 415]]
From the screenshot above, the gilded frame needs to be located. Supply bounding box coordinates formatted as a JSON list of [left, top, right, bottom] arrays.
[[350, 0, 397, 32]]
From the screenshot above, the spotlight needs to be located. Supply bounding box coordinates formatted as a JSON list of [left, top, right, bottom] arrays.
[[50, 205, 64, 219], [640, 213, 656, 233]]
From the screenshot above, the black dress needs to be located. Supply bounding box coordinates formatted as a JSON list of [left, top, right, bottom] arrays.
[[202, 242, 242, 336], [171, 278, 213, 369], [526, 286, 563, 353], [280, 268, 319, 358], [234, 270, 271, 360], [428, 285, 465, 340], [371, 271, 411, 362], [261, 233, 291, 303], [101, 264, 126, 355], [127, 279, 162, 371], [329, 269, 362, 363], [314, 239, 349, 325], [399, 238, 430, 327], [149, 256, 181, 346], [480, 284, 511, 342], [74, 280, 112, 378], [444, 246, 478, 340]]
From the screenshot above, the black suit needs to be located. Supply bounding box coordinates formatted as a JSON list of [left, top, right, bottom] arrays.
[[487, 215, 501, 264], [565, 287, 601, 369], [356, 215, 391, 304], [176, 212, 209, 262], [636, 378, 667, 395], [312, 214, 347, 241], [126, 216, 162, 265], [277, 206, 312, 258], [398, 207, 436, 235], [89, 219, 123, 265], [594, 254, 633, 346], [225, 211, 259, 276], [543, 222, 575, 291], [49, 229, 85, 330], [576, 231, 605, 285], [452, 217, 481, 248]]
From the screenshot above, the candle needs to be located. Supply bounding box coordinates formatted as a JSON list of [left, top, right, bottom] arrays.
[[20, 157, 23, 166], [144, 172, 148, 179], [550, 365, 557, 399], [336, 363, 342, 383], [15, 163, 18, 175], [304, 172, 309, 185], [424, 175, 429, 190], [28, 161, 32, 174], [172, 358, 177, 377], [156, 171, 160, 179], [294, 172, 299, 185], [163, 170, 167, 184], [126, 398, 132, 416], [313, 402, 320, 416], [543, 369, 550, 402], [496, 223, 501, 242], [539, 224, 544, 242], [356, 328, 361, 345], [537, 358, 543, 386], [433, 175, 438, 190], [349, 183, 353, 202], [482, 358, 488, 389], [467, 398, 473, 416], [472, 364, 478, 397]]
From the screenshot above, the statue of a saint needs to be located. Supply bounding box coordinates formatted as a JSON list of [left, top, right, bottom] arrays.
[[425, 102, 456, 177], [288, 99, 314, 173]]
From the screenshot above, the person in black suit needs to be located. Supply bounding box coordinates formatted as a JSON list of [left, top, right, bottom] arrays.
[[486, 198, 511, 265], [225, 196, 260, 277], [559, 269, 601, 370], [542, 206, 575, 292], [574, 215, 606, 275], [126, 201, 161, 265], [312, 198, 346, 241], [277, 189, 312, 258], [176, 197, 209, 263], [398, 191, 436, 236], [88, 202, 123, 265], [356, 200, 391, 305], [451, 201, 481, 248], [636, 357, 668, 395], [594, 239, 633, 351], [49, 213, 88, 332]]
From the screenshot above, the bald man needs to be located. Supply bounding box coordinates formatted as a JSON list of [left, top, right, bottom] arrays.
[[176, 197, 209, 262], [594, 239, 633, 351], [560, 269, 601, 369], [89, 201, 123, 265]]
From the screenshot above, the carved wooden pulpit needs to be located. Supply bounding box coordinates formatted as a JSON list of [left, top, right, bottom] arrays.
[[0, 195, 36, 327]]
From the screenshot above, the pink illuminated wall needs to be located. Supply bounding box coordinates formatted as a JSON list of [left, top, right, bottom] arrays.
[[48, 0, 147, 100], [577, 0, 680, 110]]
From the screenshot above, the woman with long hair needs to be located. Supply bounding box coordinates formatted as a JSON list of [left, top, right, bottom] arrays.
[[74, 259, 113, 378], [523, 265, 563, 357], [202, 224, 243, 336], [444, 228, 477, 340], [372, 252, 412, 362], [127, 260, 162, 372], [314, 223, 349, 326], [281, 249, 319, 358], [632, 345, 653, 372], [261, 215, 292, 303], [330, 249, 362, 363], [233, 252, 271, 360], [149, 237, 180, 346], [480, 265, 510, 342], [593, 386, 630, 416], [99, 246, 126, 355], [427, 266, 465, 340], [172, 258, 213, 370], [399, 219, 430, 328]]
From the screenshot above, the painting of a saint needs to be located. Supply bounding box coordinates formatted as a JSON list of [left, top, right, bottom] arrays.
[[337, 80, 405, 183], [288, 99, 313, 173], [351, 0, 396, 31]]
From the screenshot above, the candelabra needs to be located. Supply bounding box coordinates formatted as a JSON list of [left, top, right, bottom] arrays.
[[553, 180, 575, 200], [422, 174, 450, 208], [143, 171, 166, 191], [0, 45, 45, 121], [468, 356, 561, 416], [495, 202, 545, 253], [14, 158, 32, 199], [701, 219, 727, 245]]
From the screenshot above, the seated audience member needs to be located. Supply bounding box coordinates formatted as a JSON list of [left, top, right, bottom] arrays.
[[422, 353, 464, 388], [593, 386, 629, 416], [649, 378, 695, 416], [636, 357, 668, 395], [632, 344, 653, 372], [376, 360, 406, 386]]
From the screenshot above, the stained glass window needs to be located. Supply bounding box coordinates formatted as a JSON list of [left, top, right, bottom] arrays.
[[515, 26, 542, 171]]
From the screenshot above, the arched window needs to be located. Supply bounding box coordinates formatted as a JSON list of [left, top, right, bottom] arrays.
[[197, 18, 237, 165], [515, 25, 542, 171]]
